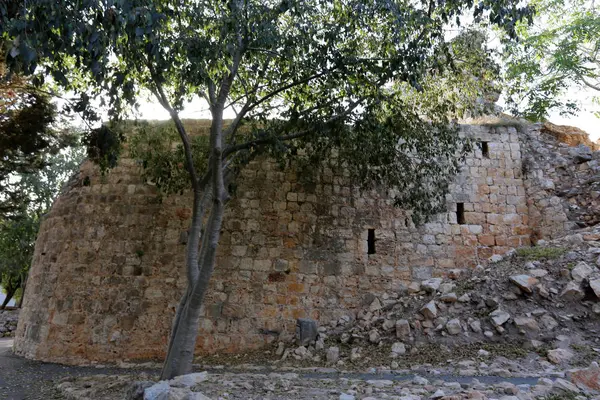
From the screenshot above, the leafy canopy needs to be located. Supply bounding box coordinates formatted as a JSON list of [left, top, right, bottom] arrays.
[[503, 0, 600, 120], [2, 0, 532, 221]]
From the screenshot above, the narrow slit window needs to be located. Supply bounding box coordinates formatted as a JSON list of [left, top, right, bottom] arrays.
[[480, 141, 489, 158], [457, 203, 465, 225], [367, 229, 376, 254]]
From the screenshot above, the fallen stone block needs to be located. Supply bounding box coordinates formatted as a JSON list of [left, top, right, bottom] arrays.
[[509, 275, 538, 294], [296, 318, 318, 346], [547, 348, 574, 364]]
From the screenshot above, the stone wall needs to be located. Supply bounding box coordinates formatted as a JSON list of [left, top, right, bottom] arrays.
[[520, 123, 600, 239], [14, 121, 578, 365]]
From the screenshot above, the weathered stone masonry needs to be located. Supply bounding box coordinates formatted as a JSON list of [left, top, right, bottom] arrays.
[[14, 121, 580, 364]]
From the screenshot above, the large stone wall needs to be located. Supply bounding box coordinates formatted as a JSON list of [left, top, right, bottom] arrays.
[[15, 121, 569, 365]]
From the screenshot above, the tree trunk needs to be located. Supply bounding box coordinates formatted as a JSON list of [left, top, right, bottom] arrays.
[[160, 200, 225, 379], [17, 274, 27, 308], [161, 106, 227, 379], [1, 286, 16, 309]]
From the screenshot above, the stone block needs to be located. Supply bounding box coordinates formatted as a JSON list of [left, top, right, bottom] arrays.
[[296, 318, 318, 346]]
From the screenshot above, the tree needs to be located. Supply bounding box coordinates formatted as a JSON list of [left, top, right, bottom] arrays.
[[0, 214, 37, 308], [0, 70, 62, 217], [1, 0, 80, 218], [503, 0, 600, 120], [2, 0, 532, 378], [0, 145, 85, 309]]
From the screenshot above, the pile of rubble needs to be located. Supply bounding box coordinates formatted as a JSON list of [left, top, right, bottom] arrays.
[[274, 225, 600, 392], [0, 309, 18, 338]]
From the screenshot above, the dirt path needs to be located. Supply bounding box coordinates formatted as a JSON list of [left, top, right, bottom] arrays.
[[0, 338, 146, 400]]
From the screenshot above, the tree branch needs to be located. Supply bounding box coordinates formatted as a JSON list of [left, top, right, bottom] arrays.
[[223, 96, 367, 157], [147, 63, 200, 193], [580, 75, 600, 91]]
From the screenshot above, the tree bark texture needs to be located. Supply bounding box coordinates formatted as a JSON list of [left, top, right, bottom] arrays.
[[160, 106, 228, 379]]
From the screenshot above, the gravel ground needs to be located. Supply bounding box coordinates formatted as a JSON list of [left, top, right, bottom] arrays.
[[0, 338, 152, 400]]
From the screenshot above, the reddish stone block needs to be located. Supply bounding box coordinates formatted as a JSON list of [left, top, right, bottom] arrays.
[[287, 283, 305, 293], [478, 235, 496, 246]]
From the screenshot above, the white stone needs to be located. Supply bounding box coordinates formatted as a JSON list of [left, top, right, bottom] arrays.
[[366, 379, 393, 387], [446, 319, 462, 335], [552, 378, 580, 393], [326, 346, 340, 364], [421, 278, 443, 293], [470, 319, 482, 333], [458, 293, 470, 302], [144, 382, 197, 400], [188, 393, 211, 400], [490, 309, 511, 326], [369, 329, 381, 344], [395, 319, 411, 338], [560, 281, 585, 300], [513, 317, 539, 331], [490, 254, 503, 263], [420, 300, 437, 319], [547, 348, 574, 364], [571, 262, 593, 282], [529, 269, 548, 278], [412, 375, 429, 385], [169, 372, 208, 388], [509, 275, 538, 294], [369, 297, 382, 312], [440, 292, 458, 303], [589, 278, 600, 298], [390, 342, 406, 357]]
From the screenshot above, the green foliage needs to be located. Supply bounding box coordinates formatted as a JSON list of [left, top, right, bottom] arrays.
[[1, 0, 533, 223], [0, 145, 84, 306], [0, 214, 38, 304], [502, 0, 600, 120], [83, 124, 125, 174], [403, 29, 502, 119], [0, 89, 62, 216], [515, 246, 567, 260], [128, 122, 210, 195]]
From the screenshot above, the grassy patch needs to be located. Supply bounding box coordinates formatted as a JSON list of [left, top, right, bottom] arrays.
[[515, 247, 567, 261]]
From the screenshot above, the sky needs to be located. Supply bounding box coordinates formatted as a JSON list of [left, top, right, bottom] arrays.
[[0, 292, 15, 307], [547, 99, 598, 140]]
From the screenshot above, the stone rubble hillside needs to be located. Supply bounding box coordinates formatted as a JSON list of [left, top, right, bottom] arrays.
[[265, 225, 600, 398]]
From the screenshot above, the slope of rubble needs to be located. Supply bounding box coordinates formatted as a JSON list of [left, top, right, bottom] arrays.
[[243, 225, 600, 394]]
